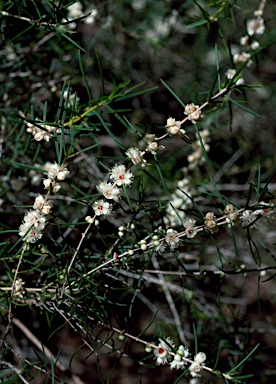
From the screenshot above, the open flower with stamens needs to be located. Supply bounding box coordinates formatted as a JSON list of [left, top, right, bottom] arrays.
[[109, 164, 134, 186], [96, 180, 121, 202], [19, 223, 43, 243], [154, 337, 175, 365], [93, 199, 112, 216], [184, 217, 197, 238], [165, 229, 181, 250]]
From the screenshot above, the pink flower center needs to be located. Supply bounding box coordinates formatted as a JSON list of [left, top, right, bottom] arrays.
[[119, 175, 124, 180], [158, 348, 165, 354]]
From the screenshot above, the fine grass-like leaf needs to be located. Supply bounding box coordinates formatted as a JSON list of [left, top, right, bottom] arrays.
[[227, 343, 260, 375], [160, 79, 185, 108]]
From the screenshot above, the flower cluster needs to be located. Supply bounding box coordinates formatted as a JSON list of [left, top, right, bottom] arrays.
[[228, 8, 265, 81], [92, 164, 134, 217], [166, 117, 186, 137], [19, 200, 49, 243], [204, 212, 219, 233], [13, 279, 25, 299], [189, 352, 206, 377], [184, 103, 203, 124], [239, 202, 274, 228], [25, 119, 61, 142], [19, 162, 69, 243], [144, 134, 165, 155], [147, 337, 206, 377], [170, 345, 190, 370], [43, 162, 70, 193], [62, 2, 98, 29]]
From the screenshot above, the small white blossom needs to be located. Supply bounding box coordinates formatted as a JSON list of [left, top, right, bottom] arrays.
[[93, 199, 112, 216], [33, 196, 53, 215], [67, 2, 83, 18], [109, 164, 134, 186], [125, 147, 147, 167], [224, 204, 238, 225], [251, 41, 260, 50], [247, 17, 265, 36], [154, 338, 175, 365], [23, 210, 47, 230], [189, 361, 202, 377], [184, 217, 197, 238], [96, 180, 121, 202], [194, 352, 206, 364], [233, 52, 252, 67], [166, 117, 186, 136], [165, 228, 181, 250], [145, 134, 165, 154], [47, 162, 70, 181], [204, 212, 219, 233], [184, 103, 203, 124], [240, 35, 249, 46], [19, 223, 43, 243], [13, 279, 25, 299], [240, 210, 258, 228], [170, 354, 186, 370]]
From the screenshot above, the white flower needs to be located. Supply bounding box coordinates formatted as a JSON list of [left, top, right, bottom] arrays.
[[165, 229, 181, 250], [43, 178, 52, 190], [33, 196, 53, 215], [224, 204, 238, 224], [194, 352, 206, 363], [240, 35, 249, 46], [84, 9, 98, 24], [247, 17, 265, 36], [125, 147, 147, 167], [233, 52, 252, 67], [23, 210, 47, 230], [226, 68, 236, 79], [154, 338, 175, 365], [25, 120, 60, 142], [13, 279, 25, 298], [145, 134, 165, 154], [166, 117, 185, 136], [45, 162, 70, 181], [109, 164, 134, 186], [251, 41, 260, 50], [67, 2, 83, 18], [93, 199, 112, 216], [204, 212, 218, 233], [240, 210, 258, 228], [184, 104, 203, 124], [184, 217, 197, 238], [170, 354, 186, 370], [96, 181, 121, 202], [19, 223, 43, 243], [189, 362, 202, 377]]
